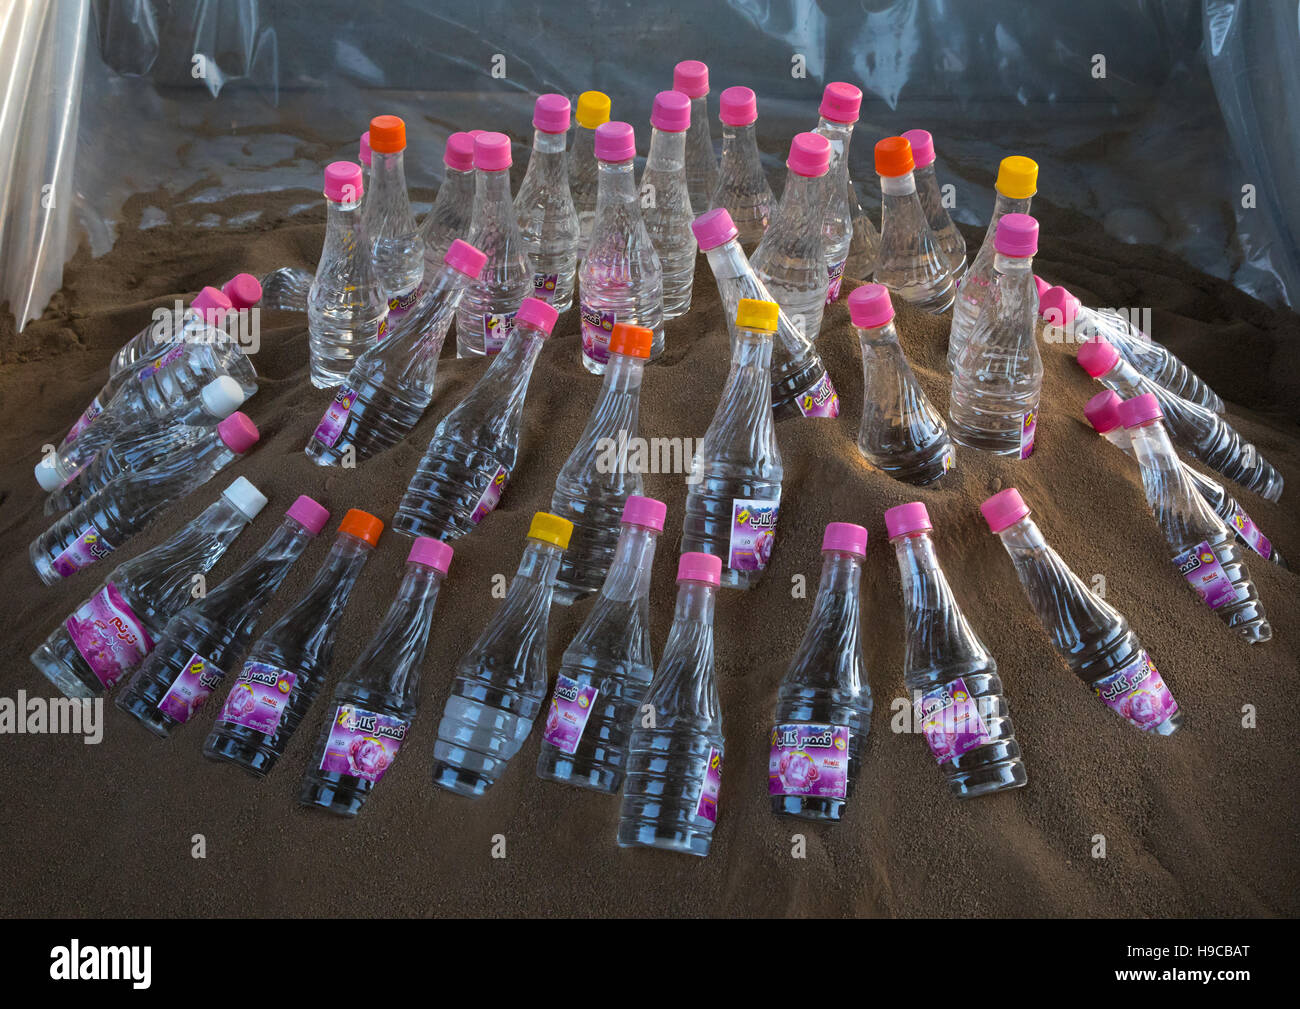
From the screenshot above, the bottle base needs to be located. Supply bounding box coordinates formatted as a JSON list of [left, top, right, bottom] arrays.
[[950, 429, 1021, 456], [115, 693, 176, 738], [948, 759, 1028, 799], [770, 795, 847, 821], [1151, 710, 1183, 736], [536, 753, 620, 794], [431, 760, 495, 797], [299, 775, 367, 817], [616, 818, 713, 857], [203, 733, 275, 778], [30, 645, 99, 700]]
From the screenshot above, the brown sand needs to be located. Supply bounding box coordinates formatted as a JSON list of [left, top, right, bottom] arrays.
[[1, 186, 1297, 918]]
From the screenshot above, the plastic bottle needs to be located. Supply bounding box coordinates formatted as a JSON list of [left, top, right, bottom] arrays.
[[536, 496, 664, 791], [642, 91, 697, 320], [202, 509, 383, 777], [813, 82, 863, 303], [393, 298, 558, 540], [982, 488, 1182, 735], [949, 213, 1042, 457], [301, 536, 453, 815], [769, 522, 874, 821], [682, 299, 783, 589], [550, 323, 652, 605], [307, 240, 487, 467], [259, 266, 314, 312], [845, 180, 882, 281], [571, 91, 611, 258], [431, 512, 572, 796], [362, 115, 425, 307], [901, 129, 966, 275], [419, 132, 478, 277], [710, 86, 774, 251], [693, 207, 840, 419], [359, 129, 372, 187], [114, 496, 330, 735], [750, 133, 832, 343], [673, 60, 717, 216], [29, 477, 266, 699], [514, 95, 580, 312], [307, 162, 389, 388], [850, 284, 955, 484], [872, 135, 955, 313], [885, 502, 1027, 797], [617, 551, 724, 857]]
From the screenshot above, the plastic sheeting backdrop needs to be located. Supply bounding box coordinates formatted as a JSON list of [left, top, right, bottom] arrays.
[[3, 0, 1297, 330]]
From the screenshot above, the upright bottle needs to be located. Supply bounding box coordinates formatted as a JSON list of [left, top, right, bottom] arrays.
[[550, 323, 652, 604], [301, 536, 454, 815], [813, 82, 863, 303], [362, 115, 425, 307], [673, 60, 717, 215], [850, 284, 954, 484], [571, 91, 611, 258], [203, 509, 383, 776], [394, 298, 558, 540], [769, 523, 874, 822], [682, 299, 784, 590], [307, 162, 389, 388], [711, 86, 773, 251], [419, 132, 478, 276], [536, 496, 664, 791], [949, 214, 1042, 457], [359, 130, 372, 188], [307, 240, 487, 466], [29, 477, 266, 699], [982, 488, 1182, 735], [431, 512, 572, 796], [578, 121, 665, 372], [750, 133, 832, 342], [513, 95, 580, 312], [642, 90, 697, 320], [115, 496, 330, 736], [901, 129, 966, 274], [1119, 394, 1272, 644], [617, 551, 724, 857], [886, 502, 1027, 797], [873, 135, 955, 313], [457, 132, 532, 358]]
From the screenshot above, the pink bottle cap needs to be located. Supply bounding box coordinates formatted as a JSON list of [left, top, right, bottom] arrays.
[[1083, 390, 1123, 434], [719, 86, 757, 127], [286, 495, 330, 536], [980, 488, 1031, 534], [222, 273, 262, 309], [534, 93, 571, 133], [1039, 286, 1080, 325], [444, 132, 476, 171], [1033, 274, 1051, 299], [673, 60, 709, 98], [324, 161, 364, 203], [622, 494, 667, 532], [359, 131, 372, 167], [692, 207, 739, 250], [217, 411, 259, 454], [473, 132, 512, 171], [677, 551, 722, 586], [408, 536, 454, 573], [1117, 392, 1164, 428], [595, 121, 636, 162], [1077, 336, 1120, 377], [884, 502, 933, 539], [994, 213, 1039, 257], [788, 132, 831, 178], [444, 239, 487, 279], [848, 283, 895, 329], [901, 128, 935, 168], [822, 521, 867, 557], [516, 297, 559, 335], [651, 90, 691, 132], [191, 286, 233, 324], [820, 82, 862, 123]]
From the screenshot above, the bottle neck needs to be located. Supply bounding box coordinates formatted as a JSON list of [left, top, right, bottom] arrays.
[[720, 121, 759, 152], [601, 350, 647, 394], [992, 191, 1033, 219], [510, 539, 565, 596], [672, 579, 716, 624], [474, 167, 514, 213], [892, 530, 992, 676], [322, 199, 363, 256], [646, 128, 687, 170], [595, 158, 638, 205], [275, 532, 373, 642], [1128, 418, 1181, 471], [992, 252, 1034, 275], [369, 149, 408, 192], [855, 319, 900, 347], [778, 170, 824, 211], [194, 516, 314, 622], [816, 117, 854, 178], [347, 561, 445, 697], [600, 523, 660, 603], [880, 172, 917, 196], [524, 130, 570, 184], [703, 238, 748, 281], [731, 327, 774, 370]]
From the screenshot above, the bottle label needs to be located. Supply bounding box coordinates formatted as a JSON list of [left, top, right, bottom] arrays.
[[319, 704, 409, 782], [217, 660, 296, 735], [1228, 505, 1272, 560], [387, 286, 422, 318], [1173, 540, 1243, 611], [51, 524, 115, 578], [313, 386, 358, 448], [580, 302, 616, 365], [469, 465, 509, 524], [65, 402, 102, 444], [796, 372, 840, 418], [915, 677, 992, 764], [375, 315, 390, 343], [825, 259, 847, 303], [64, 583, 154, 689], [695, 746, 723, 823], [138, 344, 186, 380], [484, 311, 516, 354], [1094, 650, 1178, 732], [728, 497, 779, 571], [768, 723, 850, 798], [1019, 408, 1037, 459], [542, 675, 599, 754], [533, 272, 560, 301], [157, 652, 226, 724]]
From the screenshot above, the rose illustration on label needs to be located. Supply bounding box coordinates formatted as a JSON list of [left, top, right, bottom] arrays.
[[225, 684, 256, 719], [347, 737, 392, 778], [777, 750, 819, 790]]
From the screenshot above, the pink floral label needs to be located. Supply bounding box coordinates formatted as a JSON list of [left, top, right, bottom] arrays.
[[768, 723, 850, 798], [65, 401, 102, 444], [484, 311, 515, 354], [533, 272, 559, 301], [580, 302, 615, 365], [51, 524, 115, 578], [157, 652, 226, 723], [916, 677, 992, 764], [1174, 540, 1242, 610], [319, 704, 409, 783], [470, 464, 509, 524], [217, 660, 296, 735], [1019, 408, 1037, 459], [542, 674, 598, 754], [695, 746, 723, 823], [728, 498, 778, 571], [1094, 651, 1178, 732], [65, 583, 155, 689], [825, 260, 846, 303], [1229, 505, 1272, 560], [313, 386, 358, 448], [796, 372, 840, 418]]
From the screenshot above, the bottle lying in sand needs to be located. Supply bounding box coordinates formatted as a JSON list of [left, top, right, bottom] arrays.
[[29, 477, 265, 700], [682, 299, 784, 590], [362, 115, 424, 308], [949, 214, 1042, 457], [31, 413, 259, 584], [306, 240, 486, 467], [550, 324, 652, 605], [536, 496, 664, 791], [850, 284, 955, 484], [570, 92, 610, 258], [420, 132, 478, 279], [872, 135, 955, 314], [982, 488, 1182, 735], [1077, 335, 1283, 501], [259, 266, 313, 312], [642, 91, 697, 321], [1085, 390, 1284, 566], [901, 129, 966, 275], [203, 509, 382, 777], [307, 162, 389, 388], [301, 536, 453, 816], [1119, 394, 1272, 644], [693, 207, 839, 419], [431, 512, 571, 796], [769, 522, 874, 822], [813, 82, 863, 303], [514, 95, 580, 313], [886, 502, 1027, 797], [392, 297, 556, 541], [674, 60, 717, 215], [114, 496, 329, 736], [618, 551, 724, 857], [710, 86, 773, 250]]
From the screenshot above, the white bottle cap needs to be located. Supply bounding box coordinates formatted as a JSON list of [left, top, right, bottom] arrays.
[[201, 375, 246, 418], [34, 455, 65, 492], [222, 476, 268, 519]]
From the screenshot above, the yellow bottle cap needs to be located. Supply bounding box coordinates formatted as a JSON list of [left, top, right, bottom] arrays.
[[527, 511, 573, 550], [735, 298, 779, 333], [575, 91, 611, 130], [995, 155, 1038, 200]]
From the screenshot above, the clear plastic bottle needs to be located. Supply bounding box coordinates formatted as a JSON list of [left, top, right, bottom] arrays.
[[550, 324, 652, 605], [514, 95, 580, 312], [114, 496, 330, 735], [1077, 335, 1283, 501], [710, 86, 773, 251], [693, 208, 840, 419], [769, 522, 874, 821], [901, 129, 966, 275], [682, 299, 783, 590], [307, 162, 389, 388], [982, 488, 1182, 735], [673, 60, 717, 216], [306, 240, 486, 466], [419, 132, 478, 277], [617, 551, 724, 857], [845, 180, 882, 282], [750, 133, 832, 343], [813, 82, 863, 303], [850, 284, 955, 484], [202, 509, 383, 777], [571, 91, 611, 259], [259, 267, 313, 312], [31, 412, 260, 585], [29, 477, 266, 699], [642, 91, 697, 320], [394, 298, 558, 540], [885, 502, 1027, 798], [1119, 394, 1272, 644], [872, 135, 955, 313], [359, 129, 372, 189], [949, 213, 1042, 457], [431, 512, 572, 796], [361, 115, 425, 307], [536, 496, 664, 791], [301, 536, 453, 815]]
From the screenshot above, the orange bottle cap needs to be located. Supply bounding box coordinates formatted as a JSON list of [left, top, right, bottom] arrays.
[[339, 508, 384, 547], [874, 136, 915, 178], [368, 115, 406, 153], [609, 323, 653, 359]]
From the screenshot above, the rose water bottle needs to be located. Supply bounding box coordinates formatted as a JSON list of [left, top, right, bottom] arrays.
[[571, 91, 611, 257], [813, 82, 863, 303], [642, 90, 697, 320], [710, 86, 773, 251], [673, 60, 717, 215], [419, 132, 478, 276], [901, 129, 965, 274], [873, 135, 955, 313], [362, 115, 425, 307], [515, 95, 580, 311]]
